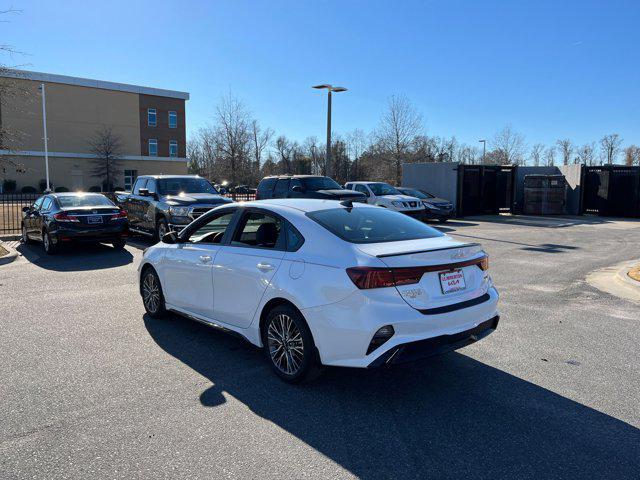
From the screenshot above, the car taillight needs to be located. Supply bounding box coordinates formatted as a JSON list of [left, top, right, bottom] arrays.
[[111, 210, 128, 220], [346, 267, 396, 289], [53, 212, 79, 222], [347, 255, 489, 289]]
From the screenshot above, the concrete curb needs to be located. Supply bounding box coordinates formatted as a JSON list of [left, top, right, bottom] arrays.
[[0, 242, 19, 266], [586, 259, 640, 305]]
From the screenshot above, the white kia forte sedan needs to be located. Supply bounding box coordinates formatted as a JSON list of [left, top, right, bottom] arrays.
[[138, 199, 499, 382]]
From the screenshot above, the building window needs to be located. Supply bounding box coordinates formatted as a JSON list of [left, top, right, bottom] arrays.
[[169, 140, 178, 157], [124, 170, 137, 191], [148, 108, 157, 127], [148, 139, 158, 157], [168, 111, 177, 128]]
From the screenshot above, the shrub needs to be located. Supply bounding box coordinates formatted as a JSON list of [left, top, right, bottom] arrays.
[[55, 186, 70, 192], [21, 186, 37, 193], [38, 179, 49, 192], [2, 179, 17, 193], [88, 185, 101, 192]]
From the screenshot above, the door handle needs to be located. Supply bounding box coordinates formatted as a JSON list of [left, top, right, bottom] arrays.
[[199, 255, 212, 263], [257, 262, 274, 271]]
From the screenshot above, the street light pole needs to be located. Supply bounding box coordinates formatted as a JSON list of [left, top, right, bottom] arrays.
[[312, 84, 347, 178], [39, 83, 51, 191], [479, 139, 486, 164]]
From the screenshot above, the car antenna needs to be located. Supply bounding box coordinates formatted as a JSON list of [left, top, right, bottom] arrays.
[[340, 199, 353, 210]]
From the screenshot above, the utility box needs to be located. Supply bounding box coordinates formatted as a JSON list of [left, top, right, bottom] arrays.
[[523, 174, 566, 215]]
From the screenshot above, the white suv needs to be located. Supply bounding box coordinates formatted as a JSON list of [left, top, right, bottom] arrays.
[[344, 181, 425, 219]]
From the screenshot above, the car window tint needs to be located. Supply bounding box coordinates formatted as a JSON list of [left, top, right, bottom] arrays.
[[257, 178, 277, 198], [273, 179, 290, 197], [57, 195, 114, 208], [188, 210, 236, 244], [133, 178, 147, 195], [368, 183, 400, 196], [300, 177, 342, 191], [146, 179, 157, 194], [232, 212, 283, 249], [307, 206, 444, 244], [286, 222, 305, 251], [290, 178, 303, 190], [41, 198, 53, 211], [355, 184, 369, 195]]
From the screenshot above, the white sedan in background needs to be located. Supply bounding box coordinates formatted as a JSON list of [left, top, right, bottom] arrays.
[[139, 199, 499, 383]]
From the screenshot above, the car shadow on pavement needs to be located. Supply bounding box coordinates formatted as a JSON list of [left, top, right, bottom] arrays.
[[144, 313, 640, 480], [16, 242, 133, 271]]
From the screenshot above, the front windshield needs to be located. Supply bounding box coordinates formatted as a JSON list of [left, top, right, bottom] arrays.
[[301, 177, 342, 191], [57, 195, 114, 208], [157, 178, 219, 195], [368, 183, 400, 196], [401, 188, 428, 200]]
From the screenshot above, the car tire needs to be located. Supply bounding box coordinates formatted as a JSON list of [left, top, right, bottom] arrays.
[[141, 267, 167, 319], [21, 224, 32, 244], [112, 238, 126, 250], [42, 229, 58, 255], [261, 304, 323, 383], [155, 218, 168, 242]]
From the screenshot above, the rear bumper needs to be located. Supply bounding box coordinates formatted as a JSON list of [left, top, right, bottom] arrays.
[[367, 315, 499, 367], [53, 224, 129, 243]]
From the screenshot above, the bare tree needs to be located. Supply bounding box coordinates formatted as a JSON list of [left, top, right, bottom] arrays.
[[544, 146, 556, 166], [214, 92, 252, 185], [303, 136, 324, 176], [346, 129, 367, 180], [275, 136, 293, 174], [530, 143, 544, 167], [89, 126, 123, 191], [624, 145, 640, 166], [375, 95, 424, 184], [556, 138, 573, 166], [250, 119, 273, 184], [490, 125, 526, 165], [599, 134, 623, 165], [576, 142, 596, 166]]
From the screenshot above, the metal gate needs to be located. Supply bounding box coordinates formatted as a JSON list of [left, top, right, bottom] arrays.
[[582, 166, 640, 217], [457, 165, 515, 216]]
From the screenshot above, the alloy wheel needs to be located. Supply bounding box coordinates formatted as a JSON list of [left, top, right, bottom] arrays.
[[158, 222, 167, 240], [267, 313, 305, 375], [43, 232, 50, 251], [142, 272, 161, 314]]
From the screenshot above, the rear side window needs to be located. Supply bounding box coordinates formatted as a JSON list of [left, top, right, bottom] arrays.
[[355, 184, 369, 196], [286, 221, 305, 251], [41, 198, 53, 211], [273, 179, 290, 197], [307, 207, 444, 244], [232, 211, 284, 250], [257, 178, 277, 198]]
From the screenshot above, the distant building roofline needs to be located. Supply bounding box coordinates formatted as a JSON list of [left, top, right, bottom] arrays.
[[0, 69, 189, 100]]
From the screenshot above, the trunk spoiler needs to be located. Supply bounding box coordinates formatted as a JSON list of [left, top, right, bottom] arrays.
[[376, 242, 481, 258]]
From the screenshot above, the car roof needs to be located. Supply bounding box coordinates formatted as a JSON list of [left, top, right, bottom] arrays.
[[346, 181, 387, 185], [234, 198, 377, 214], [49, 192, 107, 197], [262, 175, 327, 180], [139, 175, 203, 179]]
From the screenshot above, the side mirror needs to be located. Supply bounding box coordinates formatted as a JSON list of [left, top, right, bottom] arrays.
[[22, 206, 30, 212], [161, 231, 178, 244], [139, 188, 149, 196], [291, 185, 304, 193]]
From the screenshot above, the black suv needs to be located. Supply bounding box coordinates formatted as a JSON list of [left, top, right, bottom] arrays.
[[116, 175, 232, 239], [256, 175, 366, 202]]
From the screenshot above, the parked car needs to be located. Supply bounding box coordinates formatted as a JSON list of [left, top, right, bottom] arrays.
[[344, 181, 425, 219], [256, 175, 366, 202], [21, 192, 129, 254], [138, 199, 499, 383], [230, 185, 256, 195], [397, 187, 455, 222], [115, 175, 232, 239]]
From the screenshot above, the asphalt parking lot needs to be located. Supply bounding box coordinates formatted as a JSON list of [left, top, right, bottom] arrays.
[[1, 215, 639, 480]]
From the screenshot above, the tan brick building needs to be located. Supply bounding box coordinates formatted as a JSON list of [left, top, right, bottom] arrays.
[[0, 70, 189, 192]]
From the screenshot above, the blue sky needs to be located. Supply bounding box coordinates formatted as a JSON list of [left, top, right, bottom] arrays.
[[3, 0, 639, 149]]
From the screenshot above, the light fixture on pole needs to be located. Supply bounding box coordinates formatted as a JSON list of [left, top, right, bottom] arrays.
[[479, 139, 486, 164], [39, 83, 51, 191], [312, 84, 347, 177]]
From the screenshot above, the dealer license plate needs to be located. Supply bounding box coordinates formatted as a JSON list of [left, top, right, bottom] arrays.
[[439, 269, 466, 294]]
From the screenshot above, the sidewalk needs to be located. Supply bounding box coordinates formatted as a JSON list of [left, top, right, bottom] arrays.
[[586, 259, 640, 304], [628, 263, 640, 283], [0, 238, 19, 265]]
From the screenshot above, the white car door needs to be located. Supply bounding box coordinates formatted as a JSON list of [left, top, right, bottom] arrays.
[[161, 208, 237, 319], [213, 209, 286, 328]]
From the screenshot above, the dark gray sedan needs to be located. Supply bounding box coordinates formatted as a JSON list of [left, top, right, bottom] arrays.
[[397, 187, 455, 222]]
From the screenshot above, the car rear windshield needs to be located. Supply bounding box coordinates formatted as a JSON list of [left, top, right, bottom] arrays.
[[301, 177, 342, 191], [157, 178, 219, 195], [307, 207, 444, 244], [368, 183, 400, 196], [57, 195, 114, 208]]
